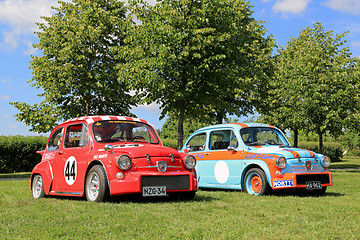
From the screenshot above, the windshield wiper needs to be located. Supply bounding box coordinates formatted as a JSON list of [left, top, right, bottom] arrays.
[[99, 138, 125, 143], [247, 142, 263, 146]]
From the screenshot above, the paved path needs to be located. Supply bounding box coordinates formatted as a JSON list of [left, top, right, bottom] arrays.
[[0, 178, 30, 181]]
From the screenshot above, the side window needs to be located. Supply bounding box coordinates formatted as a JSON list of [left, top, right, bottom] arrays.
[[64, 124, 88, 148], [186, 133, 207, 152], [210, 130, 237, 150], [47, 128, 63, 152], [230, 131, 239, 148]]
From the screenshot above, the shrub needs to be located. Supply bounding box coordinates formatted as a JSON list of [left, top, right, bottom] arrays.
[[298, 141, 343, 162], [0, 136, 48, 173], [161, 138, 178, 149], [344, 148, 360, 156]]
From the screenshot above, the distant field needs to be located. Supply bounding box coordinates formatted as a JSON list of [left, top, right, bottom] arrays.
[[1, 170, 359, 239]]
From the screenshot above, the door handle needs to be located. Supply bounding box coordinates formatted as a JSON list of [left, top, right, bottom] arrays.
[[205, 153, 211, 155], [57, 150, 64, 155]]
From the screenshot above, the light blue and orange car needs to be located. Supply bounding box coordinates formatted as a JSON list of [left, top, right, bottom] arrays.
[[181, 123, 332, 195]]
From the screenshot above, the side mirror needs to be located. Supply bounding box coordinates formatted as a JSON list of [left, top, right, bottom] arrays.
[[104, 144, 114, 152], [227, 145, 236, 152]]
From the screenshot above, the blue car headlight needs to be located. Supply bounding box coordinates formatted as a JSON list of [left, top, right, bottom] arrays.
[[320, 156, 331, 168], [275, 157, 287, 169]]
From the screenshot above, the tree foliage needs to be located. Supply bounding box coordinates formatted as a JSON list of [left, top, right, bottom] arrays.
[[122, 0, 274, 149], [11, 0, 136, 133], [261, 22, 360, 151]]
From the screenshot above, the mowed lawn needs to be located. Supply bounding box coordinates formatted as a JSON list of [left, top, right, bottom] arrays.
[[0, 171, 359, 239]]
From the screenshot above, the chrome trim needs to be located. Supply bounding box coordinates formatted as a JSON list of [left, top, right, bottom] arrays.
[[137, 165, 181, 169], [146, 154, 151, 164], [54, 191, 82, 195]]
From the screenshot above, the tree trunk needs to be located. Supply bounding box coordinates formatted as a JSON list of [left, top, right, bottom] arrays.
[[293, 129, 298, 148], [319, 133, 323, 154], [177, 107, 185, 150], [216, 110, 224, 124]]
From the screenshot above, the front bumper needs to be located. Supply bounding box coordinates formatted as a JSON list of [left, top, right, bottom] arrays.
[[109, 170, 198, 196], [271, 172, 332, 189]]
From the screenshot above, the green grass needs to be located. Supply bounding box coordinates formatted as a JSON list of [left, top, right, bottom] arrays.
[[1, 171, 359, 239], [330, 156, 360, 170]]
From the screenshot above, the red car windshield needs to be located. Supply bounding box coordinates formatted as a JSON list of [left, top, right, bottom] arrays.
[[93, 120, 159, 144]]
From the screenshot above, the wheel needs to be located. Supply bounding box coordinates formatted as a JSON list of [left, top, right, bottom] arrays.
[[85, 165, 109, 202], [32, 174, 45, 199], [244, 168, 271, 196]]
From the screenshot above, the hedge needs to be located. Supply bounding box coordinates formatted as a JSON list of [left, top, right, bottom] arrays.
[[297, 141, 343, 162], [0, 135, 343, 173], [0, 136, 48, 173]]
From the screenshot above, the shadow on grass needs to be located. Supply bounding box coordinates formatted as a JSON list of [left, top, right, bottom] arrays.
[[271, 189, 345, 198], [196, 187, 346, 198], [43, 192, 218, 204], [109, 193, 218, 204], [330, 169, 360, 173]]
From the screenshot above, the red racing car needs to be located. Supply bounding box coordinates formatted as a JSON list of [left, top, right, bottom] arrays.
[[31, 116, 197, 202]]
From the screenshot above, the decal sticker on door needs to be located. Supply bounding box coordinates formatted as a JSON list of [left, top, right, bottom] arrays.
[[214, 161, 229, 183], [64, 156, 77, 185]]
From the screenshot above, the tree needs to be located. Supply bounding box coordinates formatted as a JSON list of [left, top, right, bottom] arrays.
[[11, 0, 136, 133], [122, 0, 275, 149], [261, 22, 360, 151]]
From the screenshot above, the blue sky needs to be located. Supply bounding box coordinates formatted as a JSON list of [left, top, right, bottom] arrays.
[[0, 0, 360, 136]]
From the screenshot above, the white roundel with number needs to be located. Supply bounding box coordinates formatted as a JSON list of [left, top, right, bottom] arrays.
[[214, 161, 229, 184], [64, 156, 77, 185]]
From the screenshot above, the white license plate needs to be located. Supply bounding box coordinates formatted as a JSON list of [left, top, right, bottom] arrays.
[[142, 186, 166, 197], [305, 181, 322, 190]]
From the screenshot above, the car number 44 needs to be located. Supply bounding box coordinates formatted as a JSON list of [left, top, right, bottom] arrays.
[[142, 186, 166, 197]]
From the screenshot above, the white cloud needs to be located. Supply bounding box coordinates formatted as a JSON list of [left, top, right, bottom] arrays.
[[0, 0, 62, 52], [9, 125, 19, 130], [133, 102, 162, 114], [272, 0, 311, 15], [324, 0, 360, 15], [1, 114, 11, 119], [23, 40, 37, 55], [352, 41, 360, 49], [0, 94, 10, 100]]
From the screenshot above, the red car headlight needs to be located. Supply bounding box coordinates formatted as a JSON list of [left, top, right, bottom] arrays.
[[117, 155, 132, 170], [184, 155, 196, 170]]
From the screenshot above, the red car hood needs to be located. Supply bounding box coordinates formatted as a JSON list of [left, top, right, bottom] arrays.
[[108, 144, 180, 159]]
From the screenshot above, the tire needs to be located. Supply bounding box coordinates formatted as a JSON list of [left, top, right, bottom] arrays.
[[32, 174, 45, 199], [244, 168, 271, 196], [85, 165, 109, 202]]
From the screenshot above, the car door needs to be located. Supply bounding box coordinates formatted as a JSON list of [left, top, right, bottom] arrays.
[[51, 123, 90, 193], [197, 129, 243, 187], [185, 132, 207, 183]]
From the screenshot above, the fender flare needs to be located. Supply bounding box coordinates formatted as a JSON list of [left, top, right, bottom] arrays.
[[84, 160, 111, 195], [241, 160, 272, 188], [31, 161, 53, 195]]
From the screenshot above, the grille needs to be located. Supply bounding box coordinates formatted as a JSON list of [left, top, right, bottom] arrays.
[[142, 175, 190, 190], [296, 174, 330, 185]]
